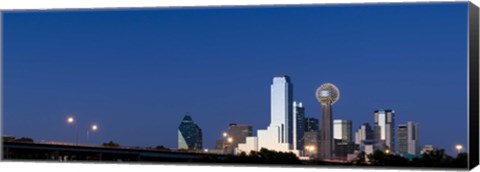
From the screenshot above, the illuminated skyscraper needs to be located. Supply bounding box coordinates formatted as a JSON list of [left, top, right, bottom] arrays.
[[178, 113, 202, 150], [373, 109, 395, 152], [293, 101, 305, 151], [269, 75, 294, 145], [238, 76, 295, 154]]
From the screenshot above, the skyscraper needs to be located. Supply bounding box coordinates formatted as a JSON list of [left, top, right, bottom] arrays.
[[293, 101, 305, 151], [270, 75, 294, 145], [238, 76, 295, 154], [333, 119, 352, 142], [397, 121, 420, 156], [374, 109, 395, 152], [178, 113, 202, 150], [355, 123, 374, 145], [305, 117, 319, 132], [316, 83, 340, 160], [303, 117, 320, 159]]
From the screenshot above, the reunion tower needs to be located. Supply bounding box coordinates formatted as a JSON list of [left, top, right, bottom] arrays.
[[316, 83, 340, 160]]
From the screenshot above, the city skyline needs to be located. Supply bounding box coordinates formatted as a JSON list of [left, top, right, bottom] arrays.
[[3, 3, 469, 156]]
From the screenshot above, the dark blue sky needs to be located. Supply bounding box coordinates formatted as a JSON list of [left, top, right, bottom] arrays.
[[3, 2, 469, 156]]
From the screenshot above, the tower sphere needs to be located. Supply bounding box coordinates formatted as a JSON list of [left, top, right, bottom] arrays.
[[316, 83, 340, 105]]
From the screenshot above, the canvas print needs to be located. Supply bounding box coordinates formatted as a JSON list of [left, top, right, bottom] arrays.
[[1, 2, 477, 170]]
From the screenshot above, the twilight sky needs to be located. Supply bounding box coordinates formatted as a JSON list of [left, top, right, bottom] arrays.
[[2, 2, 469, 156]]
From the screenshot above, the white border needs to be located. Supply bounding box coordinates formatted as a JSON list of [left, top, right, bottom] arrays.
[[0, 0, 478, 172]]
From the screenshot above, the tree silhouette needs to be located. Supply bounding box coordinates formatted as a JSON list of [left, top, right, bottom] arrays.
[[102, 140, 119, 147], [154, 145, 170, 151], [14, 137, 34, 143]]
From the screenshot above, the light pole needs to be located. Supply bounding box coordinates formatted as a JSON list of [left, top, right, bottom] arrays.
[[86, 124, 98, 144], [455, 144, 463, 154], [67, 116, 79, 144]]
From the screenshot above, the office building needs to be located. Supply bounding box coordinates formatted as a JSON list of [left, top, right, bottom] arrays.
[[293, 101, 305, 151], [222, 123, 252, 154], [373, 109, 395, 152], [303, 117, 320, 158], [178, 113, 202, 150], [333, 119, 352, 142], [305, 117, 319, 132], [397, 121, 420, 156], [238, 76, 296, 154], [333, 139, 356, 161], [355, 123, 374, 145]]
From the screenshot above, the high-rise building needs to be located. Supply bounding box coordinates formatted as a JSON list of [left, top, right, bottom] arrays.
[[303, 117, 320, 159], [238, 76, 295, 154], [316, 83, 340, 160], [304, 131, 320, 158], [397, 121, 420, 156], [355, 123, 374, 145], [222, 123, 252, 154], [178, 113, 202, 150], [269, 75, 294, 145], [305, 118, 319, 132], [373, 109, 395, 152], [293, 101, 305, 151], [333, 119, 352, 142]]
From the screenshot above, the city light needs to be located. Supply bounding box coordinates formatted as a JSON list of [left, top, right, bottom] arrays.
[[67, 117, 74, 124], [305, 145, 315, 152], [223, 132, 227, 137], [385, 149, 390, 154], [455, 144, 463, 154], [91, 124, 98, 131], [227, 137, 233, 143]]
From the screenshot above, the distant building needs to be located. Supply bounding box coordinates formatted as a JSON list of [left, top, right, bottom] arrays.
[[222, 123, 252, 154], [305, 118, 319, 132], [420, 145, 437, 154], [334, 119, 352, 142], [354, 123, 374, 145], [178, 113, 202, 150], [333, 139, 356, 161], [293, 101, 305, 151], [304, 131, 320, 158], [373, 109, 395, 152], [214, 139, 224, 150], [397, 121, 420, 156], [3, 135, 15, 142], [360, 140, 388, 157]]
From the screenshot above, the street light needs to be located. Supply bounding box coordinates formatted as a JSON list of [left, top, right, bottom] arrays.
[[66, 116, 79, 144], [91, 124, 98, 131], [86, 124, 99, 144], [385, 149, 390, 154], [227, 137, 233, 143], [67, 117, 74, 124], [223, 132, 228, 137], [455, 144, 463, 154]]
